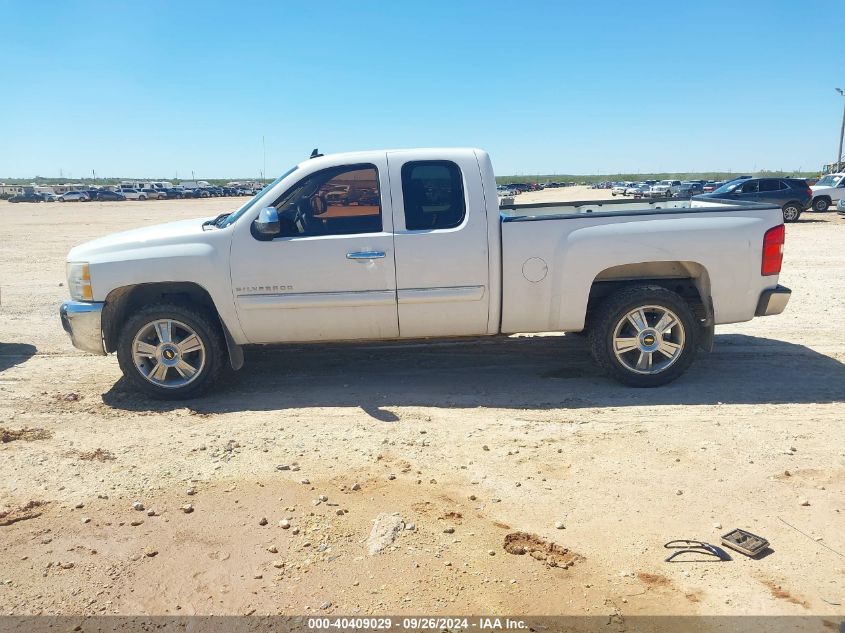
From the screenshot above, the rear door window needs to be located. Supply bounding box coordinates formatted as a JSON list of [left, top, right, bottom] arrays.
[[759, 179, 783, 192], [400, 161, 465, 231]]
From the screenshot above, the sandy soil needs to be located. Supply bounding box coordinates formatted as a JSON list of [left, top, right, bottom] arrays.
[[0, 191, 843, 619]]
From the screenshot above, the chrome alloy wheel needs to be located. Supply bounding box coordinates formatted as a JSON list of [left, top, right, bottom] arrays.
[[612, 305, 686, 375], [783, 205, 800, 222], [131, 319, 206, 388]]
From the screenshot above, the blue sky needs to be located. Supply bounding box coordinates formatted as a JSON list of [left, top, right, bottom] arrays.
[[1, 0, 841, 178]]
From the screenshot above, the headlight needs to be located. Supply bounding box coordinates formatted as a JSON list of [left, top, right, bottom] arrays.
[[66, 262, 93, 301]]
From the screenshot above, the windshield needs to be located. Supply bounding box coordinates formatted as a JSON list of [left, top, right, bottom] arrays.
[[219, 166, 298, 228], [712, 181, 742, 194], [815, 175, 842, 187]]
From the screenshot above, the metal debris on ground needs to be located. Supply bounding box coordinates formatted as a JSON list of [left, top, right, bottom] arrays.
[[721, 529, 769, 558], [664, 539, 732, 562]]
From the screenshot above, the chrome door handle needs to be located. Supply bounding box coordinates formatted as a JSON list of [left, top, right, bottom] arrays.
[[346, 251, 386, 260]]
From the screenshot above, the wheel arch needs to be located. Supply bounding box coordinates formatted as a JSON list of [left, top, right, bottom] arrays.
[[103, 282, 243, 369], [586, 261, 714, 349]]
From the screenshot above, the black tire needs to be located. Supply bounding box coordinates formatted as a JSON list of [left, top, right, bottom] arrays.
[[812, 197, 829, 212], [782, 203, 802, 223], [116, 303, 225, 400], [139, 195, 147, 201], [587, 285, 699, 387]]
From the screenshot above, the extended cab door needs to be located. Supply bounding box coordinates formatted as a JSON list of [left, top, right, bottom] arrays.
[[387, 150, 490, 338], [229, 156, 399, 343]]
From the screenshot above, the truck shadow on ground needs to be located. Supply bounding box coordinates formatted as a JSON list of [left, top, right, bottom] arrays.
[[0, 343, 37, 373], [101, 334, 845, 416]]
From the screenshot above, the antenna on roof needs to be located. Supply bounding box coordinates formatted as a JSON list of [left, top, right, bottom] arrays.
[[310, 148, 323, 159]]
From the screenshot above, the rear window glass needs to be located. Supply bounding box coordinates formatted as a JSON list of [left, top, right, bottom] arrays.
[[401, 161, 466, 231]]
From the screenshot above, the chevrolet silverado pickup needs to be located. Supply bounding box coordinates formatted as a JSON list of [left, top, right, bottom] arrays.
[[60, 148, 791, 398]]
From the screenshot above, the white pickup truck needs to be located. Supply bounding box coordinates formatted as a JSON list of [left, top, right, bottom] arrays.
[[60, 148, 791, 398], [809, 172, 845, 212], [649, 180, 683, 198]]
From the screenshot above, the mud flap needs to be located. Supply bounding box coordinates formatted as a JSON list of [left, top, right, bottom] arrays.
[[699, 323, 714, 352], [220, 320, 244, 370]]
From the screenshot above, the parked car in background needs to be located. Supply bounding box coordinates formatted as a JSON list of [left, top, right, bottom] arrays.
[[141, 188, 164, 200], [39, 192, 58, 202], [119, 189, 148, 200], [611, 182, 633, 196], [649, 180, 682, 197], [702, 181, 722, 192], [809, 172, 845, 212], [507, 183, 531, 194], [59, 191, 91, 202], [159, 187, 186, 199], [698, 177, 811, 222], [94, 190, 127, 201], [625, 183, 651, 198], [8, 192, 44, 203], [677, 182, 704, 197], [837, 197, 845, 215]]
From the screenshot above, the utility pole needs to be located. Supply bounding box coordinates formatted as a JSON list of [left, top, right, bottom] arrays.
[[836, 88, 845, 170], [262, 136, 266, 185]]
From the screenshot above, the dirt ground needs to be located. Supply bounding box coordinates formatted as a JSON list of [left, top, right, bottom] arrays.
[[0, 190, 843, 620]]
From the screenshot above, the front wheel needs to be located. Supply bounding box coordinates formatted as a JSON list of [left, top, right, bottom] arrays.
[[782, 203, 801, 223], [587, 286, 698, 387], [116, 303, 225, 399]]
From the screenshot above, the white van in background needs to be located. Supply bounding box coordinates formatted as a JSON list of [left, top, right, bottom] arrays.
[[179, 180, 210, 190]]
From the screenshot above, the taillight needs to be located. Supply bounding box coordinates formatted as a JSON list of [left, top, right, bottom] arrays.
[[762, 224, 785, 276]]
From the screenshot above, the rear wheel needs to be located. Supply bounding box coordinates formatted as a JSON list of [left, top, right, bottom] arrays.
[[116, 303, 225, 399], [588, 286, 698, 387], [782, 203, 801, 222], [812, 197, 830, 212]]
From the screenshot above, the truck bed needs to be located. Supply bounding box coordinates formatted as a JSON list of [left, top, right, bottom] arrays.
[[499, 196, 777, 221], [497, 196, 784, 334]]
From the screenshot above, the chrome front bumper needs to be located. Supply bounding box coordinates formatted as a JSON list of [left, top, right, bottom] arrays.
[[60, 301, 106, 355], [755, 285, 791, 317]]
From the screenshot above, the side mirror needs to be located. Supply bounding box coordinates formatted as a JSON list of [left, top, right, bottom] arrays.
[[253, 206, 280, 239]]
